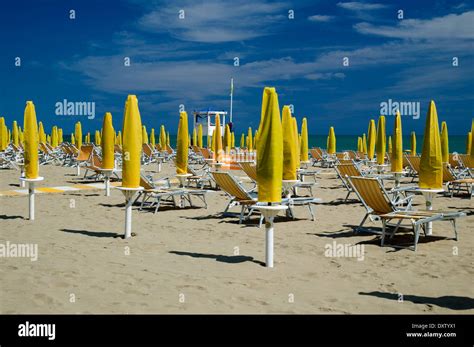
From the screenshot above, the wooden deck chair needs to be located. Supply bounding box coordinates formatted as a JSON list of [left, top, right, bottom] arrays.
[[348, 176, 464, 250], [187, 165, 214, 189], [142, 143, 156, 164], [458, 154, 473, 172], [335, 163, 362, 201], [239, 161, 257, 182], [75, 145, 94, 167], [442, 163, 473, 198]]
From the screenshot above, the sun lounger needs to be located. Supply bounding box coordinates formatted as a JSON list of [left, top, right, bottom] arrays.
[[348, 176, 465, 250], [442, 163, 473, 198]]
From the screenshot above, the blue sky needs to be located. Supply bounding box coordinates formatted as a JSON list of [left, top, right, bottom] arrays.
[[0, 0, 473, 136]]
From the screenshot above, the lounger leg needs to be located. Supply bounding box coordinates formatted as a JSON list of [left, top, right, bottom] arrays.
[[452, 219, 458, 241], [239, 205, 245, 224], [413, 224, 420, 251], [259, 214, 264, 228], [344, 191, 350, 202], [357, 213, 369, 233], [390, 219, 403, 239], [308, 204, 315, 221], [154, 198, 162, 214], [381, 219, 387, 246]]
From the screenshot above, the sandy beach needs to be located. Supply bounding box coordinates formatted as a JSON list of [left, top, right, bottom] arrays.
[[0, 162, 472, 314]]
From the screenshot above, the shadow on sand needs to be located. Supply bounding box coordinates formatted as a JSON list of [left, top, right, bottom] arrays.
[[61, 228, 122, 238], [359, 291, 474, 310], [169, 250, 265, 266]]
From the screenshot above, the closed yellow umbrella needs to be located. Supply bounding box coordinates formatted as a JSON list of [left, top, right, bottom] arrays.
[[102, 112, 115, 170], [282, 106, 297, 181], [327, 126, 336, 154], [19, 127, 24, 145], [71, 133, 75, 145], [176, 111, 189, 174], [159, 125, 166, 148], [142, 125, 148, 144], [58, 128, 63, 144], [391, 110, 403, 173], [375, 115, 386, 165], [150, 128, 155, 146], [247, 127, 253, 151], [362, 133, 367, 154], [388, 136, 392, 154], [75, 122, 82, 150], [0, 117, 5, 150], [411, 131, 417, 155], [47, 135, 51, 144], [231, 132, 235, 149], [24, 101, 39, 178], [94, 130, 101, 146], [357, 137, 362, 152], [470, 120, 474, 158], [419, 101, 442, 189], [51, 126, 59, 147], [467, 132, 472, 155], [214, 114, 223, 161], [292, 117, 300, 170], [211, 134, 215, 152], [197, 124, 203, 147], [166, 131, 170, 146], [367, 120, 376, 160], [122, 95, 142, 188], [300, 117, 309, 161], [117, 131, 122, 146], [38, 122, 46, 144], [240, 133, 245, 148], [12, 121, 19, 147], [254, 130, 258, 148], [224, 124, 231, 153], [207, 134, 211, 148], [440, 121, 449, 163], [192, 128, 197, 147], [257, 87, 283, 203]]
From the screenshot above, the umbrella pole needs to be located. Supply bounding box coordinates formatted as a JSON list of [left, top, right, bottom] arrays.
[[256, 205, 288, 268], [20, 177, 44, 220], [117, 187, 143, 239]]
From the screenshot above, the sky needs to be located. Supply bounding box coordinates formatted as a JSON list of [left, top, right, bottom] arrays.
[[0, 0, 473, 136]]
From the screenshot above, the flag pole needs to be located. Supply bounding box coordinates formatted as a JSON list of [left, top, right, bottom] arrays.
[[230, 78, 234, 124]]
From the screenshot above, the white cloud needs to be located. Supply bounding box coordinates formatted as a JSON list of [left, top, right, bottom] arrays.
[[308, 15, 334, 22], [337, 2, 387, 11], [137, 0, 288, 43], [354, 11, 474, 39]]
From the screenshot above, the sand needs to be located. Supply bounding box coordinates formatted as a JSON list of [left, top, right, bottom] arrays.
[[0, 162, 472, 314]]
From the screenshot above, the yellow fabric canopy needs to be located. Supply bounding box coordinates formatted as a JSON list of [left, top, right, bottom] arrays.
[[24, 101, 39, 179], [121, 95, 142, 188], [419, 101, 442, 189], [282, 106, 297, 180]]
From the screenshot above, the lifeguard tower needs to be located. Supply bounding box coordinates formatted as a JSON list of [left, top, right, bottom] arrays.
[[192, 109, 228, 138]]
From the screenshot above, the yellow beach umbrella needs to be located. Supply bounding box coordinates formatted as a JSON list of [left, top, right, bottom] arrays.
[[367, 120, 376, 160], [362, 133, 367, 154], [197, 124, 203, 147], [388, 136, 392, 154], [38, 122, 46, 144], [51, 126, 59, 147], [47, 135, 51, 144], [12, 121, 19, 147], [231, 132, 235, 149], [300, 118, 309, 161], [282, 106, 297, 180], [419, 101, 442, 189], [58, 128, 63, 144], [440, 121, 449, 163], [0, 117, 5, 150], [142, 126, 148, 144], [466, 132, 472, 155], [327, 127, 336, 155], [167, 131, 170, 146], [224, 124, 231, 153], [375, 115, 386, 165], [470, 120, 474, 158], [102, 112, 115, 170], [150, 128, 155, 146], [254, 130, 259, 148], [122, 95, 142, 188], [176, 111, 189, 174], [247, 127, 253, 151], [19, 127, 24, 145], [257, 87, 283, 203], [75, 122, 82, 150], [71, 133, 75, 145], [159, 125, 166, 148], [391, 111, 403, 173], [24, 101, 39, 179], [192, 128, 197, 147], [411, 131, 417, 155], [292, 117, 300, 170], [214, 114, 223, 161], [357, 137, 362, 152], [94, 130, 101, 146]]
